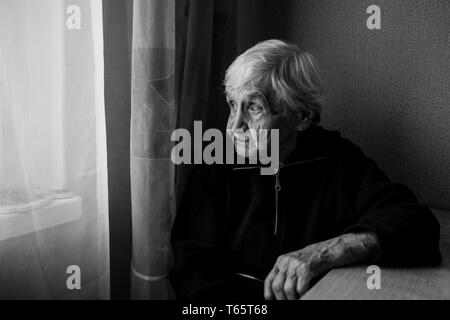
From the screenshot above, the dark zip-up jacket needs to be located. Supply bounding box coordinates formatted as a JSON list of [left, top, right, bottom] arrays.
[[170, 125, 441, 300]]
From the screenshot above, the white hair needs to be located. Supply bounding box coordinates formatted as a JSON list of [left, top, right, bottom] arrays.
[[224, 39, 324, 124]]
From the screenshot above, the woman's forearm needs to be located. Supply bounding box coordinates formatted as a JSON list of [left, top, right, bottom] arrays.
[[327, 232, 381, 269]]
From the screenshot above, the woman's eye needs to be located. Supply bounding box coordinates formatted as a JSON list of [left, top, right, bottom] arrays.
[[248, 103, 263, 113], [229, 101, 237, 112]]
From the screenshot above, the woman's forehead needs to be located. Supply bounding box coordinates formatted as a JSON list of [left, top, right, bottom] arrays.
[[225, 88, 265, 100]]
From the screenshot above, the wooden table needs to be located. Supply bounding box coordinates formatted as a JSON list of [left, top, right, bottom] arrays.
[[302, 209, 450, 299]]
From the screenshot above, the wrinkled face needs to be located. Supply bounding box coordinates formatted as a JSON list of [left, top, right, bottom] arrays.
[[226, 89, 298, 160]]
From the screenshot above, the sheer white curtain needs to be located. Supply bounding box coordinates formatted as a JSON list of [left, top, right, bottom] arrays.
[[0, 0, 109, 299]]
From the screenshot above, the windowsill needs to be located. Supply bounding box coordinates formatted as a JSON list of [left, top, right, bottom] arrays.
[[0, 196, 82, 241]]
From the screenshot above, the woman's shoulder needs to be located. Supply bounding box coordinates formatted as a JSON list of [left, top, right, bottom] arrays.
[[301, 125, 367, 160]]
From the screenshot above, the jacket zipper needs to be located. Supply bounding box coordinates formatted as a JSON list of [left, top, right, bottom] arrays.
[[231, 155, 328, 237], [274, 168, 281, 236]]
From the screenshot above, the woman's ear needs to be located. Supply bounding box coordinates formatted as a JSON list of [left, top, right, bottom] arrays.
[[296, 113, 311, 131]]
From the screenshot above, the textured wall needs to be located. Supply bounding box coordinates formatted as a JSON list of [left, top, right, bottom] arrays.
[[273, 0, 450, 210]]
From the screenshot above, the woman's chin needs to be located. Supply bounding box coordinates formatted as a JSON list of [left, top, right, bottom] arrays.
[[235, 145, 259, 160]]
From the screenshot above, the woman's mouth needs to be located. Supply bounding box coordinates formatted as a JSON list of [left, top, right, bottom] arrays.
[[234, 135, 249, 142]]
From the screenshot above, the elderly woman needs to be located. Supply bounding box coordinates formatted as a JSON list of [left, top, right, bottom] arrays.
[[170, 39, 441, 300]]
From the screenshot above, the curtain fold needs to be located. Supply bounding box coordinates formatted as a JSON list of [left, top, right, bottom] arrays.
[[102, 0, 134, 300], [130, 0, 176, 299]]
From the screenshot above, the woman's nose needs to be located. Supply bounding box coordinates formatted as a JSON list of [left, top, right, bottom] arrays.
[[232, 108, 247, 132]]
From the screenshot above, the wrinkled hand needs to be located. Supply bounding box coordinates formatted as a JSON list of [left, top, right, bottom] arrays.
[[264, 232, 380, 300], [264, 242, 333, 300]]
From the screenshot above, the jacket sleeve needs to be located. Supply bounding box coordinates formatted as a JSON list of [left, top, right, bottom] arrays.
[[169, 165, 230, 300], [337, 141, 441, 266]]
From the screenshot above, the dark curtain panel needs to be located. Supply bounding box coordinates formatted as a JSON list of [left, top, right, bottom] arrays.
[[103, 0, 134, 300], [175, 0, 238, 206]]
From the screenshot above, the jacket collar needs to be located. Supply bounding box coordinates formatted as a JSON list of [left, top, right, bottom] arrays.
[[284, 125, 337, 165]]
